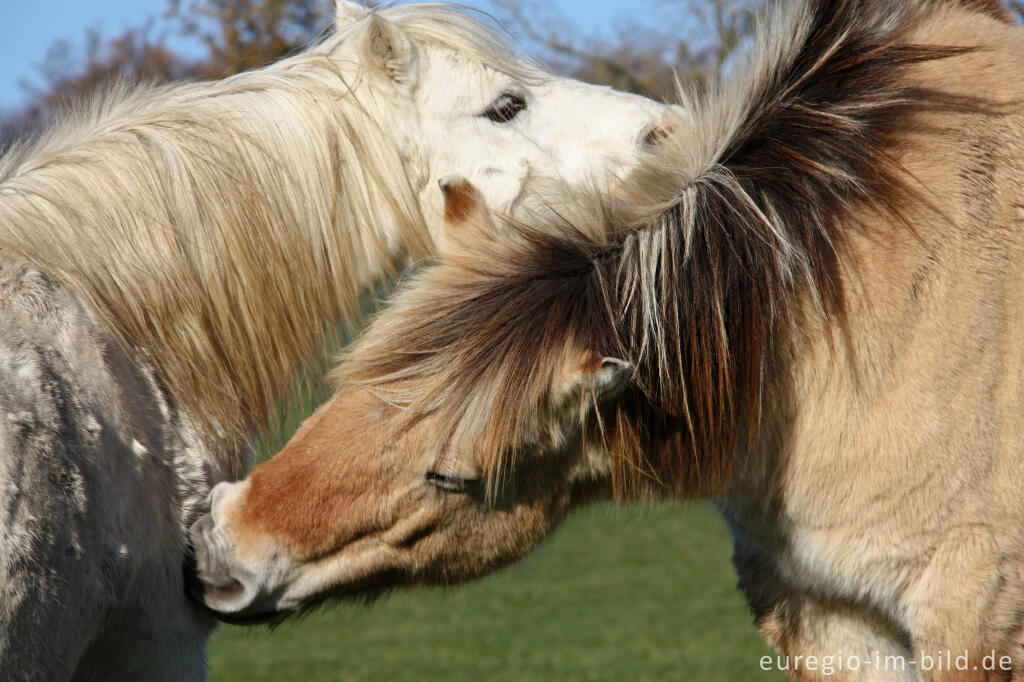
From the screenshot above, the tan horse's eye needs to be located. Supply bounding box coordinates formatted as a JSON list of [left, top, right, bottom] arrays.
[[425, 471, 478, 493], [482, 93, 527, 123]]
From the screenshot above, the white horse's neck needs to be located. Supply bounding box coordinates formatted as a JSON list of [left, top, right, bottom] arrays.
[[0, 52, 432, 477]]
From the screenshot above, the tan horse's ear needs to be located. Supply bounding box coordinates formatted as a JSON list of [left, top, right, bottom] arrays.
[[438, 175, 499, 250], [564, 355, 632, 403], [439, 176, 488, 226], [589, 357, 632, 400], [358, 14, 417, 87], [335, 0, 368, 29]]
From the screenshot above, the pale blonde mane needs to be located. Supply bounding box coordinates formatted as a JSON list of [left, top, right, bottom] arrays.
[[0, 4, 540, 472]]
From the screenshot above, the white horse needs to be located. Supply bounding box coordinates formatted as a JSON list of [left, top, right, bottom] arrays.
[[0, 1, 676, 679]]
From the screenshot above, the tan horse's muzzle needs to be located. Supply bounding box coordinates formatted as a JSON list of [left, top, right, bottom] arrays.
[[186, 484, 291, 625]]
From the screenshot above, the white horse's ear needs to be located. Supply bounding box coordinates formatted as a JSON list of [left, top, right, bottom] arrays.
[[568, 356, 632, 402], [335, 0, 368, 29], [359, 14, 417, 86]]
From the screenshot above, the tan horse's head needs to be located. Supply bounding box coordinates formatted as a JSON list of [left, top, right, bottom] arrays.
[[189, 179, 635, 622]]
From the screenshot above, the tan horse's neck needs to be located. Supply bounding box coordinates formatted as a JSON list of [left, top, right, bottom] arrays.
[[723, 6, 1024, 666]]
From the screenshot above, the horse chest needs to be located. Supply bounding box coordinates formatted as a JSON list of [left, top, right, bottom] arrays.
[[724, 498, 926, 612]]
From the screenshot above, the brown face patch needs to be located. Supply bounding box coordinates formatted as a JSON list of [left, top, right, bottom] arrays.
[[234, 389, 402, 557]]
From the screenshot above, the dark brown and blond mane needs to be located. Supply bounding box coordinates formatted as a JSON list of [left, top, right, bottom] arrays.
[[336, 0, 1003, 498]]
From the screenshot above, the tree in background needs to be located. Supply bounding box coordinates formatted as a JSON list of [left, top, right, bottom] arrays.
[[0, 23, 201, 148], [0, 0, 337, 149], [167, 0, 335, 77], [489, 0, 762, 99]]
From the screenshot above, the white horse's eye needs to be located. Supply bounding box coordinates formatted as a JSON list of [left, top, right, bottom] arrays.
[[482, 93, 527, 123]]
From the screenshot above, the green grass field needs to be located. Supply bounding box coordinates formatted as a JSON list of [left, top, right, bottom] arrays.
[[207, 502, 786, 681]]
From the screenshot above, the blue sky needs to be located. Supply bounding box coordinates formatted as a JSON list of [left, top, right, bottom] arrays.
[[0, 0, 647, 112]]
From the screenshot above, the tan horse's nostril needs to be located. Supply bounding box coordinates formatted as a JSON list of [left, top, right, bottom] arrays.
[[643, 124, 673, 146]]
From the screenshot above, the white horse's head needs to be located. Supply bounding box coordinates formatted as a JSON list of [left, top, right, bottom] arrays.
[[329, 1, 680, 243]]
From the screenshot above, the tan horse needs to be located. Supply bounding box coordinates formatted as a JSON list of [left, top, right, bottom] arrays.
[[191, 0, 1024, 678]]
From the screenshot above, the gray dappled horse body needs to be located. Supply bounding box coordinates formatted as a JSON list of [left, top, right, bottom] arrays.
[[0, 261, 213, 680], [191, 1, 1024, 680], [0, 1, 676, 678]]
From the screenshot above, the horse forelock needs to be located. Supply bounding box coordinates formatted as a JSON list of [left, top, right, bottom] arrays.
[[334, 0, 1005, 500]]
